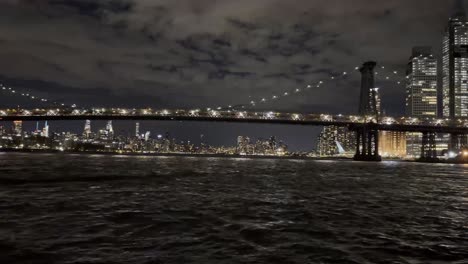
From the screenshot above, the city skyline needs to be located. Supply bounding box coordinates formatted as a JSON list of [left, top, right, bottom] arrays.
[[1, 0, 468, 153]]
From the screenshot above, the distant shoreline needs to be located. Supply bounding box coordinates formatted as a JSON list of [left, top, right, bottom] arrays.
[[2, 149, 466, 164], [0, 148, 353, 161]]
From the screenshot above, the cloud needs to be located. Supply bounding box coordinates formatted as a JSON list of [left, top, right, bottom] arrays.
[[0, 0, 457, 115]]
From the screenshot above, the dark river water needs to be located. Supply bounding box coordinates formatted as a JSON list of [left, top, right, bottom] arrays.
[[0, 153, 466, 264]]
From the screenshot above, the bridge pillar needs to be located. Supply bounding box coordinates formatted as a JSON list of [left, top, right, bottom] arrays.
[[353, 126, 381, 162], [419, 132, 438, 162]]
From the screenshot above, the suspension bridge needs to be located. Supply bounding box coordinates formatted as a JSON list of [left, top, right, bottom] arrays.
[[1, 61, 467, 162]]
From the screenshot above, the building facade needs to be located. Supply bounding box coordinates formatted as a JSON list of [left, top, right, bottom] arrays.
[[317, 126, 355, 157], [406, 47, 438, 117], [405, 47, 439, 157], [442, 4, 468, 118]]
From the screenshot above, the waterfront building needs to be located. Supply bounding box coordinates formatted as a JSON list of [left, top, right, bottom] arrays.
[[379, 131, 407, 158], [317, 126, 355, 157], [236, 136, 250, 155]]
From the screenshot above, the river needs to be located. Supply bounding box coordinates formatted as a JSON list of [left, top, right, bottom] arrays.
[[0, 153, 466, 264]]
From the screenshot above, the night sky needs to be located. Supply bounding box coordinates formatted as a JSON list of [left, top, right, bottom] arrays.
[[0, 0, 462, 150]]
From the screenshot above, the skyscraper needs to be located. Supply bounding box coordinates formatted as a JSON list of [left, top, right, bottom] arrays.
[[13, 120, 22, 136], [406, 47, 441, 157], [135, 122, 140, 138], [83, 120, 91, 138], [406, 47, 438, 117], [41, 121, 49, 138], [106, 121, 113, 134], [442, 0, 468, 117]]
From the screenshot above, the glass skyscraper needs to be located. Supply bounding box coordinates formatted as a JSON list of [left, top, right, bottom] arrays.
[[442, 1, 468, 117], [406, 47, 438, 117]]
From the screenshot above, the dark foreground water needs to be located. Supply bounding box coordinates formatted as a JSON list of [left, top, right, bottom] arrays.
[[0, 153, 466, 264]]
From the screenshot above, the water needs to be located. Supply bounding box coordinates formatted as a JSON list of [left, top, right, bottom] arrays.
[[0, 153, 466, 264]]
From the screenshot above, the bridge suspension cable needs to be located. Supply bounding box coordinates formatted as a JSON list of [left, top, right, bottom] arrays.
[[0, 83, 77, 109], [226, 64, 406, 111]]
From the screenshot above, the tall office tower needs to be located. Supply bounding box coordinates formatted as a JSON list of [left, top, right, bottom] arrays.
[[135, 122, 140, 138], [406, 47, 438, 117], [13, 120, 22, 136], [42, 121, 49, 138], [83, 120, 91, 137], [442, 0, 468, 117], [406, 47, 439, 157]]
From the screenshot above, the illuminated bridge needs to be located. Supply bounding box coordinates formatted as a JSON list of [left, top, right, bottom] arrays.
[[1, 61, 467, 162]]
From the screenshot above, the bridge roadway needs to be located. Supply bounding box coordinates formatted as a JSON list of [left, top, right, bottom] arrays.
[[0, 108, 467, 134]]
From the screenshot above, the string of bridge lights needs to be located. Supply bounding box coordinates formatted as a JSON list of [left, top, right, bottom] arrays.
[[221, 64, 406, 111], [1, 64, 405, 112], [0, 83, 76, 108]]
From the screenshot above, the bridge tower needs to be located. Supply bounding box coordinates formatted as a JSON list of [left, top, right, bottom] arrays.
[[353, 61, 382, 162], [359, 61, 380, 120]]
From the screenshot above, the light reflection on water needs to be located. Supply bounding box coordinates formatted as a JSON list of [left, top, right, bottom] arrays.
[[0, 153, 466, 264]]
